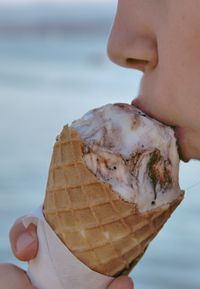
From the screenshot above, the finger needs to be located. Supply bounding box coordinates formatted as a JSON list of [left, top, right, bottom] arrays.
[[107, 276, 134, 289], [0, 263, 37, 289], [9, 218, 38, 261]]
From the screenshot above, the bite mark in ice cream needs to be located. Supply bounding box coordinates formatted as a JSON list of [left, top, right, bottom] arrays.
[[43, 103, 184, 278], [71, 103, 181, 213]]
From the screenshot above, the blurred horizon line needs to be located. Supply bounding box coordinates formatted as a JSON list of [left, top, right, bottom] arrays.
[[0, 2, 116, 37], [0, 0, 114, 6]]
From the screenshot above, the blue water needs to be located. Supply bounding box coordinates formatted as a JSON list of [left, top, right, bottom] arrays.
[[0, 5, 200, 289]]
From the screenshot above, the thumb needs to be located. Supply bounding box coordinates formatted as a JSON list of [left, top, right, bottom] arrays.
[[107, 276, 134, 289], [0, 263, 38, 289], [9, 218, 38, 261]]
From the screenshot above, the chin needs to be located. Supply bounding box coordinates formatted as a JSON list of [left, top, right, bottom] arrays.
[[174, 127, 200, 162]]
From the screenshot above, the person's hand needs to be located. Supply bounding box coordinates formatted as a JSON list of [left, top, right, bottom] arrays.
[[0, 218, 39, 289], [0, 263, 37, 289], [9, 218, 134, 289], [9, 217, 38, 261], [0, 263, 133, 289], [107, 276, 134, 289]]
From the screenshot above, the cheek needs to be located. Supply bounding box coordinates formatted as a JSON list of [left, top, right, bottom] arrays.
[[151, 12, 200, 128], [139, 68, 181, 126], [152, 63, 200, 131]]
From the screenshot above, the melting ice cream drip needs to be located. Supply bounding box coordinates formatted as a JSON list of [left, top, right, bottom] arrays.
[[71, 103, 181, 212], [146, 149, 173, 202]]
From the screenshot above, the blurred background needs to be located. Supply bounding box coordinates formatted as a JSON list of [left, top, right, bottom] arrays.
[[0, 1, 200, 288]]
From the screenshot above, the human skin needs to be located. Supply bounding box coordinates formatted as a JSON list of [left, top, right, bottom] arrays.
[[107, 0, 200, 162], [0, 264, 133, 289], [0, 263, 133, 289], [4, 0, 200, 288], [3, 220, 133, 289]]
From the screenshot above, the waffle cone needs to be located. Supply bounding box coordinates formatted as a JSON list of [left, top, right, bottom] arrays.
[[43, 125, 184, 277]]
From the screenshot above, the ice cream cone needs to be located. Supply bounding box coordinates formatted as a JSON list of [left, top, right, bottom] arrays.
[[43, 125, 183, 277]]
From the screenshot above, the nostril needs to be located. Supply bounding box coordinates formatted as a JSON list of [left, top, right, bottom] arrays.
[[126, 58, 149, 65], [126, 58, 149, 71]]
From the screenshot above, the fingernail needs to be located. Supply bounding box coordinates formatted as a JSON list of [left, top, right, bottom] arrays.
[[26, 224, 37, 239], [16, 232, 35, 254]]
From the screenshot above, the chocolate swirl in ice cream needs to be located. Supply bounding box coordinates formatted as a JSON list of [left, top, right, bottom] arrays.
[[71, 103, 180, 213]]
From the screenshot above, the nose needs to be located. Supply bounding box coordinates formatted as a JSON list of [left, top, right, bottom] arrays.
[[107, 1, 158, 73]]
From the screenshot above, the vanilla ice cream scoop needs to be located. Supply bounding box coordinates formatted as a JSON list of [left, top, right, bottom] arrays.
[[71, 103, 181, 212], [43, 102, 183, 277]]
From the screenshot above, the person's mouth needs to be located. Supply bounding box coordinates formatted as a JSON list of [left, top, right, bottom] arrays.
[[131, 98, 189, 162], [131, 98, 151, 117]]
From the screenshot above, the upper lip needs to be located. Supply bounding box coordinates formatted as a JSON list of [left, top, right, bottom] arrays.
[[131, 98, 157, 121], [131, 98, 145, 112], [131, 98, 164, 123]]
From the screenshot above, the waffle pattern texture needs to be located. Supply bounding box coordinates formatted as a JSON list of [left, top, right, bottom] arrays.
[[43, 125, 183, 277]]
